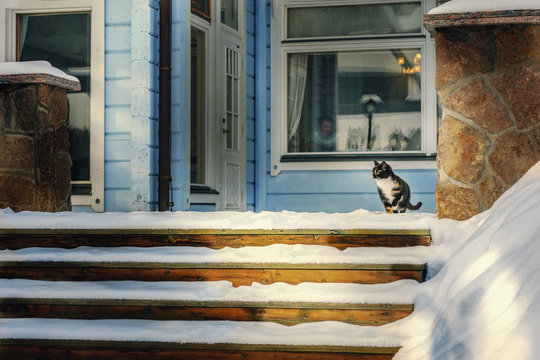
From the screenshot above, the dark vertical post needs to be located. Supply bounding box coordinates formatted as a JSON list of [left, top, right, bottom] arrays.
[[158, 0, 172, 211]]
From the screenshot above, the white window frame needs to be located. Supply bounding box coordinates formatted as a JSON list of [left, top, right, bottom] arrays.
[[270, 0, 438, 175], [0, 0, 105, 211]]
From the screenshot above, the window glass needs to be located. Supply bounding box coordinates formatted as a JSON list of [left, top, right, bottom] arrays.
[[18, 12, 91, 182], [190, 27, 207, 185], [221, 0, 238, 30], [287, 2, 421, 39], [287, 50, 422, 153]]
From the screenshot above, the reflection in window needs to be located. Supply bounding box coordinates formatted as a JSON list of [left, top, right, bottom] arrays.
[[287, 2, 421, 38], [287, 50, 421, 153], [18, 13, 91, 182], [221, 0, 238, 30]]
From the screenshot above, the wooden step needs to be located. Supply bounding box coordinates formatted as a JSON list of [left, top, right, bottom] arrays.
[[0, 261, 426, 285], [0, 298, 413, 326], [0, 229, 431, 250], [0, 340, 399, 360]]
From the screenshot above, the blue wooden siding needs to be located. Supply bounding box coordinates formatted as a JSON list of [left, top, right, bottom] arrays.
[[104, 0, 132, 211], [253, 0, 437, 214], [169, 0, 188, 211], [103, 0, 159, 212]]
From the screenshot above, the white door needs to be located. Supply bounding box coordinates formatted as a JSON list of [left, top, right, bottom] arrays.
[[219, 31, 245, 211]]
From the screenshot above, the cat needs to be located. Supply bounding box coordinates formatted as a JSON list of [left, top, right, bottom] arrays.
[[372, 160, 422, 214]]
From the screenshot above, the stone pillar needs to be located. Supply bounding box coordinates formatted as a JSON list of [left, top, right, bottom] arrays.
[[424, 10, 540, 220], [0, 72, 80, 212]]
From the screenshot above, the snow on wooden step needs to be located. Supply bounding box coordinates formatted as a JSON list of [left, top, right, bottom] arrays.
[[0, 318, 404, 348], [0, 243, 432, 265], [0, 279, 419, 304]]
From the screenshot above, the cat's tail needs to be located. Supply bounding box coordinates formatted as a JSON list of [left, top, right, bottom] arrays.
[[407, 201, 422, 211]]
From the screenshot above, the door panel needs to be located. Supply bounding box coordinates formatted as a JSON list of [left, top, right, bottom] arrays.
[[220, 33, 245, 211]]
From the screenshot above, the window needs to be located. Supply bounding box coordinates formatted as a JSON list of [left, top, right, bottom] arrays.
[[1, 0, 105, 211], [271, 0, 438, 174]]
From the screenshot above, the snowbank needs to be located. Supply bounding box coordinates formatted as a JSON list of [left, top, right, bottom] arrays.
[[0, 60, 79, 83], [395, 160, 540, 359], [428, 0, 540, 14]]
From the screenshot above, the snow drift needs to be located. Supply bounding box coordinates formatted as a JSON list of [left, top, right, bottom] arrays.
[[395, 161, 540, 359]]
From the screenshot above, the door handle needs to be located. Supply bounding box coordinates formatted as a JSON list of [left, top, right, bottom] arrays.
[[222, 129, 231, 134]]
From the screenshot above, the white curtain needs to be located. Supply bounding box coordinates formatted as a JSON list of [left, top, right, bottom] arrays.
[[287, 54, 308, 144], [18, 16, 29, 59]]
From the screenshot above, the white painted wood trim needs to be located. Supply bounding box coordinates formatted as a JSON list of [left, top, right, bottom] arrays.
[[1, 0, 105, 212]]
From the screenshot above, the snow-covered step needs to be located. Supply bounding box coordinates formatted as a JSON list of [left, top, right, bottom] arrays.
[[0, 261, 426, 285], [0, 279, 418, 326], [0, 318, 401, 359], [0, 228, 431, 250]]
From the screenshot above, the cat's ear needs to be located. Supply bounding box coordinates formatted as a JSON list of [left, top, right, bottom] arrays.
[[381, 161, 388, 169], [374, 160, 380, 166]]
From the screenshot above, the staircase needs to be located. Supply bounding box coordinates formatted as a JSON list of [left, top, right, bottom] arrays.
[[0, 229, 431, 359]]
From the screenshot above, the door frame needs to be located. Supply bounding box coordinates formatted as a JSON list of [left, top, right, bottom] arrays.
[[187, 0, 246, 211]]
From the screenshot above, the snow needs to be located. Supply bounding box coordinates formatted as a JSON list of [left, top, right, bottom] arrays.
[[428, 0, 540, 14], [2, 161, 540, 358], [0, 207, 436, 230], [0, 60, 79, 83], [0, 279, 419, 305]]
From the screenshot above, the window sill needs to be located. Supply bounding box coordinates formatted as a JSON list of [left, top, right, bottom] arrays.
[[272, 153, 437, 175]]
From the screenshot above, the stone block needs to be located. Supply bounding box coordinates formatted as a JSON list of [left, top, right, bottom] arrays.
[[435, 31, 493, 88], [496, 25, 540, 67], [37, 185, 57, 212], [442, 80, 511, 133], [489, 130, 538, 184], [438, 115, 489, 184], [54, 124, 71, 154], [492, 64, 540, 129], [37, 130, 54, 183], [0, 175, 35, 210], [50, 88, 68, 126], [38, 84, 52, 109], [479, 174, 508, 210], [435, 181, 479, 221], [54, 155, 72, 204], [11, 86, 36, 132], [0, 133, 34, 173], [36, 107, 49, 129]]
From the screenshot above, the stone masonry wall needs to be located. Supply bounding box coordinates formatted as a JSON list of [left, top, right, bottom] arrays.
[[433, 24, 540, 220], [0, 83, 72, 212]]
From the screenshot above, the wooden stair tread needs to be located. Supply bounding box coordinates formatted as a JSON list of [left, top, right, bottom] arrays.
[[0, 261, 426, 285], [0, 340, 399, 359], [0, 298, 413, 326], [0, 228, 431, 250]]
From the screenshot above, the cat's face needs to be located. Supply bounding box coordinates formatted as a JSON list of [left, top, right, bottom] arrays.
[[373, 160, 392, 179]]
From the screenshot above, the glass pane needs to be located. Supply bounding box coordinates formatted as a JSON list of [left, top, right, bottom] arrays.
[[288, 3, 421, 38], [221, 0, 238, 30], [18, 13, 91, 182], [287, 50, 422, 153], [190, 27, 206, 185], [225, 47, 239, 151]]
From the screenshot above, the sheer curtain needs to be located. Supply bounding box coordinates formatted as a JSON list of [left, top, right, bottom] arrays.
[[287, 54, 308, 151]]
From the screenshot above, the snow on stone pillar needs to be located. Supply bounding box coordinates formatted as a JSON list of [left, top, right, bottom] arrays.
[[424, 4, 540, 220], [0, 61, 80, 212]]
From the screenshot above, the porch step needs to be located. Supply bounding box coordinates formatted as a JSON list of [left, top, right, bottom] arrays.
[[0, 261, 426, 285], [0, 279, 416, 326], [0, 339, 400, 360], [0, 229, 431, 250], [0, 228, 431, 359]]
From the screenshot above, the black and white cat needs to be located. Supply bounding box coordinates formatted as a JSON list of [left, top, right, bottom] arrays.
[[372, 160, 422, 214]]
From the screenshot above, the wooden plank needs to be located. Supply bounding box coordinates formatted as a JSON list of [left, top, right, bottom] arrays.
[[0, 229, 431, 250], [0, 340, 399, 360], [0, 299, 413, 326], [0, 263, 426, 285]]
